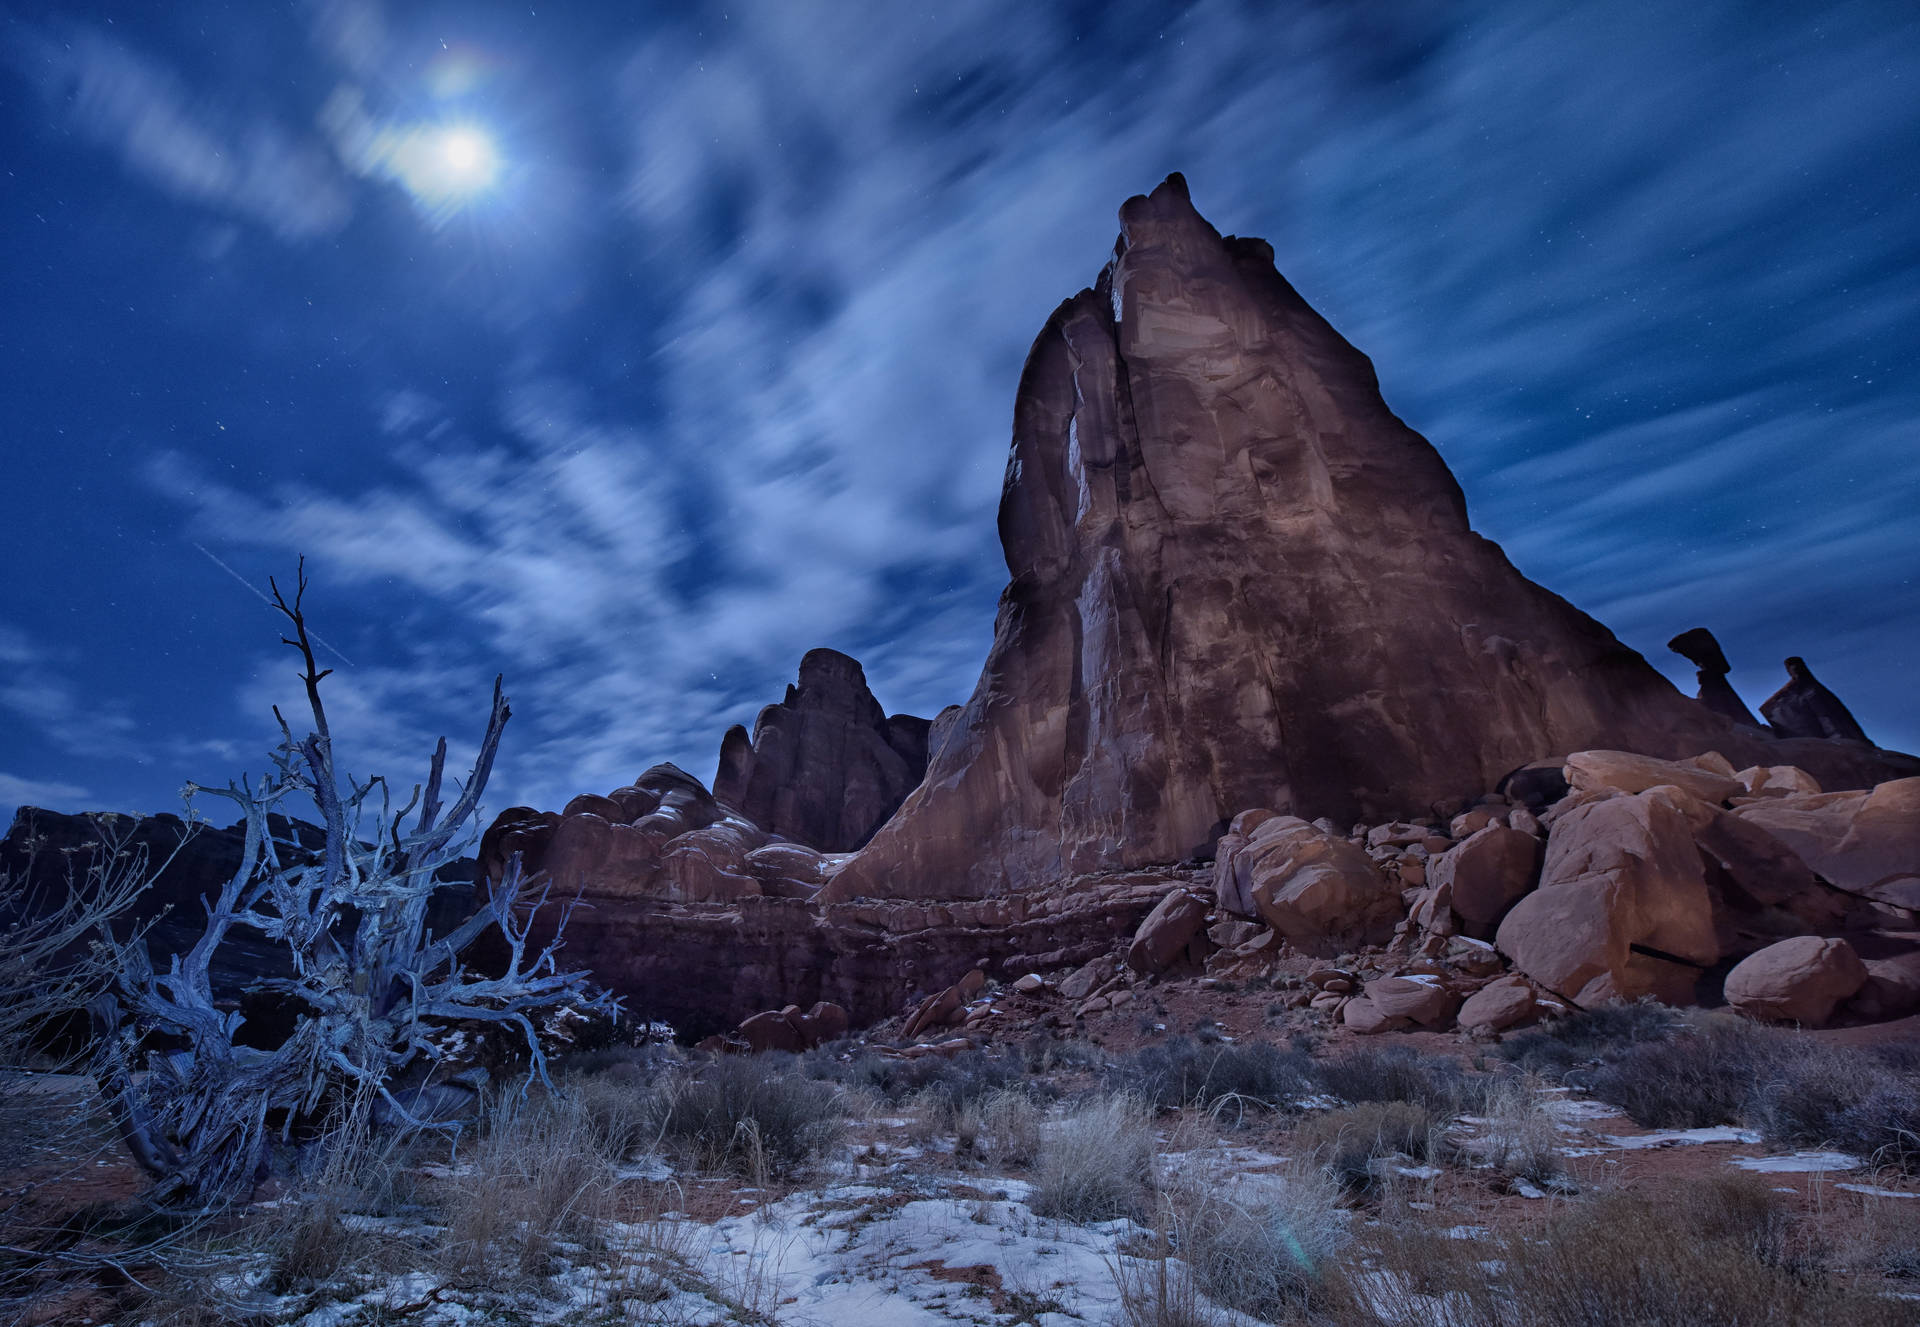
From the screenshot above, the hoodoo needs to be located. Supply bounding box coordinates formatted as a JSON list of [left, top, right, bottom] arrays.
[[827, 174, 1912, 902]]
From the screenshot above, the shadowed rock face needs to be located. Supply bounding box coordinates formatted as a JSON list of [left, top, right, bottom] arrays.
[[826, 174, 1915, 904], [711, 648, 930, 853], [1761, 656, 1871, 744]]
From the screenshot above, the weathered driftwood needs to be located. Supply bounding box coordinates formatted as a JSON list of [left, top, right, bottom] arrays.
[[91, 561, 615, 1209]]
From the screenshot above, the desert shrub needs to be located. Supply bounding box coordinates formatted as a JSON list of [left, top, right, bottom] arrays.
[[1164, 1160, 1349, 1319], [1585, 1017, 1767, 1128], [1019, 1034, 1108, 1075], [1114, 1036, 1316, 1113], [652, 1055, 845, 1178], [810, 1046, 1032, 1119], [1032, 1094, 1157, 1222], [1352, 1188, 1904, 1327], [1109, 1242, 1220, 1327], [1315, 1045, 1482, 1113], [1291, 1101, 1439, 1193], [1498, 997, 1681, 1077], [1586, 1018, 1920, 1168], [563, 1068, 658, 1162]]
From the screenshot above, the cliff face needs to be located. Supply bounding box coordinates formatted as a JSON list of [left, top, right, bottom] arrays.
[[827, 174, 1906, 902]]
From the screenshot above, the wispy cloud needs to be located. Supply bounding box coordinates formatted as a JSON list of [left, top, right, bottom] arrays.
[[6, 22, 352, 241], [0, 771, 97, 816], [122, 0, 1920, 814]]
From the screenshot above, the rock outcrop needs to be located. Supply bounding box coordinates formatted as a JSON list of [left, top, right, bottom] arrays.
[[1761, 656, 1871, 744], [827, 173, 1918, 905], [713, 648, 931, 852]]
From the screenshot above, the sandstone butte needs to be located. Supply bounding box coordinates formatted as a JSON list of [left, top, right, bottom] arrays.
[[823, 173, 1909, 904]]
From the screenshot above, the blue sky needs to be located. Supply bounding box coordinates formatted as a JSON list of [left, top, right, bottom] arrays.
[[3, 0, 1916, 828]]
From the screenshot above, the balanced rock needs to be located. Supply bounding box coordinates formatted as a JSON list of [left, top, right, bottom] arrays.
[[1496, 789, 1718, 1007], [713, 648, 930, 852], [1723, 936, 1868, 1026], [1667, 627, 1761, 726], [1761, 657, 1871, 744]]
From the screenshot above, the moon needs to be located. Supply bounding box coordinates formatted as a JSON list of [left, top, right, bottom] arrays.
[[384, 121, 502, 214]]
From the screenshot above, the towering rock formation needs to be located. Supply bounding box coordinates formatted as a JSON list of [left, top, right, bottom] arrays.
[[827, 174, 1909, 903], [713, 648, 930, 852]]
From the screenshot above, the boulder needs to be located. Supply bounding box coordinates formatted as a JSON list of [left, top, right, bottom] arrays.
[[1342, 996, 1409, 1035], [1220, 816, 1401, 953], [737, 1008, 808, 1054], [1731, 779, 1920, 909], [903, 968, 988, 1040], [1457, 975, 1542, 1034], [1495, 790, 1718, 1007], [1427, 824, 1540, 932], [1126, 889, 1213, 974], [1847, 953, 1920, 1021], [1362, 975, 1459, 1028], [1564, 750, 1741, 805], [1057, 958, 1108, 1002], [1733, 765, 1822, 798], [712, 648, 931, 852], [1760, 657, 1870, 743], [796, 1001, 850, 1046], [1723, 936, 1869, 1026]]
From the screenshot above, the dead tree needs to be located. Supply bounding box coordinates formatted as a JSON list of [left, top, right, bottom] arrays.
[[90, 560, 615, 1210]]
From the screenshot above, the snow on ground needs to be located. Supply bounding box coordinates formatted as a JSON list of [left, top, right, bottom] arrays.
[[1730, 1151, 1862, 1174]]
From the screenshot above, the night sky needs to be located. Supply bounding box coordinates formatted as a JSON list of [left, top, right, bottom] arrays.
[[4, 1, 1917, 829]]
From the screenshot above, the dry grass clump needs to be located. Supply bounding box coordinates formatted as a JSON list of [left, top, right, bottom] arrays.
[[438, 1088, 618, 1282], [1031, 1094, 1157, 1222], [1114, 1035, 1317, 1114], [1163, 1158, 1349, 1320], [1350, 1181, 1906, 1327], [1469, 1072, 1567, 1186], [1315, 1044, 1483, 1114], [1291, 1102, 1440, 1194], [651, 1054, 846, 1178], [953, 1087, 1045, 1168], [810, 1045, 1034, 1119]]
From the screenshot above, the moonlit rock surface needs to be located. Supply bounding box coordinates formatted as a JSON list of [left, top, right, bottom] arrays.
[[828, 174, 1916, 904]]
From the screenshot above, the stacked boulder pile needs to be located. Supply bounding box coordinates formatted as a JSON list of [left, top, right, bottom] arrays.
[[1096, 749, 1918, 1034]]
